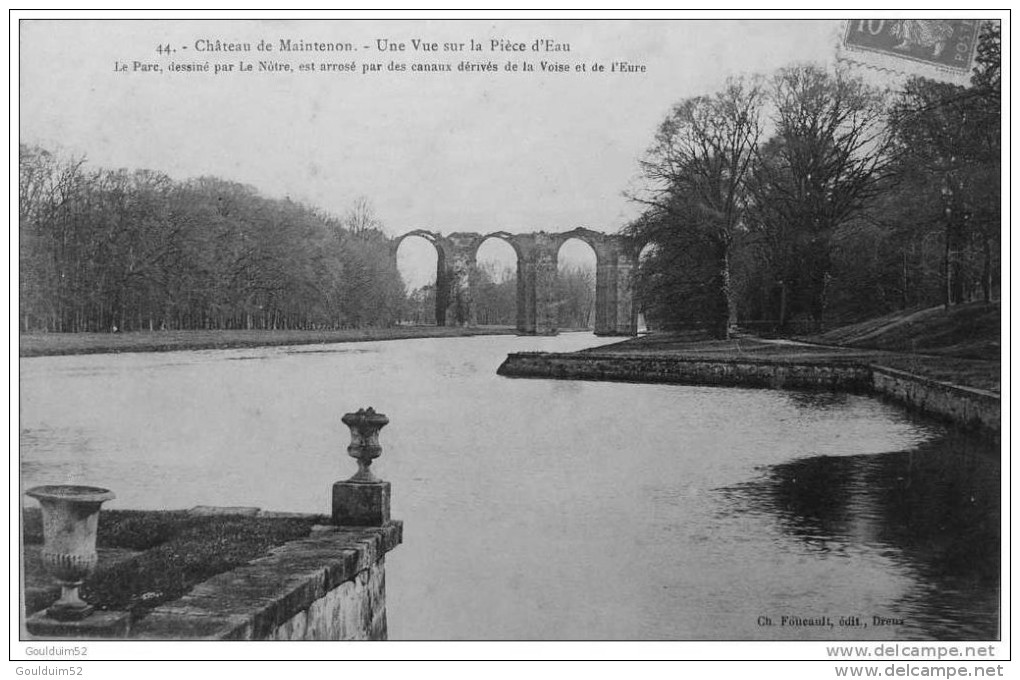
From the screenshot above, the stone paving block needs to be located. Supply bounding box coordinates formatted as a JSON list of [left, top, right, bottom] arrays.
[[189, 505, 261, 516], [130, 612, 251, 640], [26, 610, 131, 639]]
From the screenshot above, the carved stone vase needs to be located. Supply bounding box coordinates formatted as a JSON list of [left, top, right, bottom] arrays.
[[26, 485, 115, 621]]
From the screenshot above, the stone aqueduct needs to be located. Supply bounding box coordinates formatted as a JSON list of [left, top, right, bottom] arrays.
[[393, 228, 640, 336]]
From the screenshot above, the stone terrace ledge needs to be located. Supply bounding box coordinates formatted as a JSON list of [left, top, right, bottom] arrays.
[[497, 351, 874, 391], [28, 406, 404, 641], [130, 519, 402, 640]]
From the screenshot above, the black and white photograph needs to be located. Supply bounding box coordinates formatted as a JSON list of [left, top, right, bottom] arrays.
[[12, 11, 1007, 673]]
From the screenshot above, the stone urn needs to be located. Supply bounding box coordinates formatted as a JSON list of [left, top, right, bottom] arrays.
[[333, 408, 391, 526], [340, 407, 389, 483], [26, 485, 115, 620]]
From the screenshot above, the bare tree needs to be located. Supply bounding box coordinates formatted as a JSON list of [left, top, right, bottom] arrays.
[[342, 195, 382, 235], [748, 65, 893, 329], [632, 76, 764, 337]]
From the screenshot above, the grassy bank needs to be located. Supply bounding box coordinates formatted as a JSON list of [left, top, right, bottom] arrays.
[[805, 301, 1000, 361], [588, 303, 1000, 393], [19, 325, 516, 358]]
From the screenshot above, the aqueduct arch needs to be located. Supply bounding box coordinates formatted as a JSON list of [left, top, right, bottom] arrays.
[[394, 228, 639, 336]]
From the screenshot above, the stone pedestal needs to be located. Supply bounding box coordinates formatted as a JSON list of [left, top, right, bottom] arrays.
[[26, 609, 131, 639], [332, 481, 391, 527]]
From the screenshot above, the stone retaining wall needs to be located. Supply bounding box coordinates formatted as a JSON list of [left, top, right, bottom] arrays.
[[498, 352, 999, 436], [268, 558, 387, 640], [129, 521, 401, 640], [497, 352, 873, 391], [871, 365, 1000, 435]]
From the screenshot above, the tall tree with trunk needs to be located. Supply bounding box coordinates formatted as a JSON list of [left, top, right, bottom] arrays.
[[888, 21, 1000, 307], [631, 76, 764, 338], [970, 21, 1002, 303], [748, 65, 892, 330]]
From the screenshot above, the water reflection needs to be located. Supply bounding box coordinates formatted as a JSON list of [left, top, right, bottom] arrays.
[[283, 347, 377, 355], [780, 390, 855, 411], [722, 432, 1000, 640]]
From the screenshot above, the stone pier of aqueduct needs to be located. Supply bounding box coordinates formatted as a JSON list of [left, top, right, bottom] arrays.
[[393, 228, 639, 336]]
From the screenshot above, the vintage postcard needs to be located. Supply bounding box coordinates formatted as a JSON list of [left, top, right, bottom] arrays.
[[12, 11, 1006, 675]]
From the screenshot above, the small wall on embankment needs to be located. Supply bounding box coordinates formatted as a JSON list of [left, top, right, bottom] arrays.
[[25, 407, 406, 641], [129, 522, 402, 640], [498, 352, 1000, 437], [871, 365, 1000, 436], [497, 352, 872, 391]]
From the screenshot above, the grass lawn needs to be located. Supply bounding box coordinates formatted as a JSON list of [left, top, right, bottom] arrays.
[[806, 301, 1000, 361], [19, 325, 515, 357], [588, 303, 1001, 394], [21, 509, 327, 618]]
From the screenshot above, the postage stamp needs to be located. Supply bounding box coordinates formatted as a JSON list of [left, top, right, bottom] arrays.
[[841, 19, 982, 80]]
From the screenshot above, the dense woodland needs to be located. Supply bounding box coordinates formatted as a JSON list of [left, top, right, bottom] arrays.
[[19, 23, 999, 337], [630, 21, 1001, 337], [18, 159, 408, 333], [18, 148, 598, 333]]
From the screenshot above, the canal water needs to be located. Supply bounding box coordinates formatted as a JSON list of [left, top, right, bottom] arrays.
[[19, 333, 1000, 640]]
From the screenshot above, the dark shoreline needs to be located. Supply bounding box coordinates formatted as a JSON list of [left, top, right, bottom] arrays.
[[18, 326, 516, 358]]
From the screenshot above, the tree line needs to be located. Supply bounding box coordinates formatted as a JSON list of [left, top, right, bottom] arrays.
[[18, 148, 600, 334], [630, 21, 1000, 338], [19, 150, 406, 333]]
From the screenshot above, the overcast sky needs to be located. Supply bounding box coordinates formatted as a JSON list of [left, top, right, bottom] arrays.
[[20, 18, 905, 285], [19, 20, 858, 227]]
